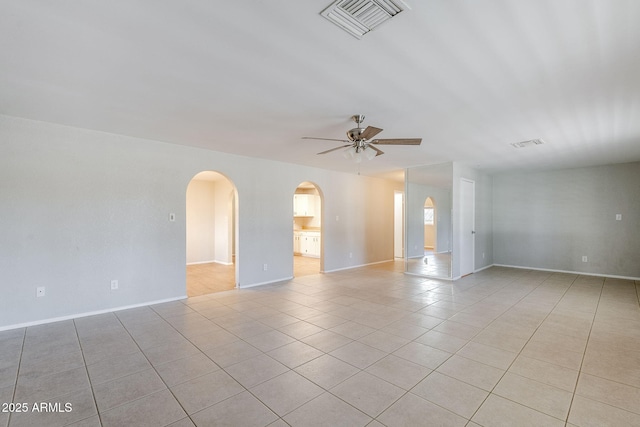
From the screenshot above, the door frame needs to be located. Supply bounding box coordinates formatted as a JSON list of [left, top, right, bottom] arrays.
[[459, 178, 475, 276]]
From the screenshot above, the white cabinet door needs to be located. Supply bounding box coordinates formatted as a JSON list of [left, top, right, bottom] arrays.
[[299, 232, 320, 257], [294, 194, 315, 217], [293, 232, 301, 254]]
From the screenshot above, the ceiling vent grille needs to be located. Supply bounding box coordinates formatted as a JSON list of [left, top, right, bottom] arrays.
[[510, 139, 546, 148], [320, 0, 407, 39]]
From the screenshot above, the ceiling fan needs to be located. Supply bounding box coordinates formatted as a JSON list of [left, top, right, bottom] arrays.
[[302, 115, 422, 161]]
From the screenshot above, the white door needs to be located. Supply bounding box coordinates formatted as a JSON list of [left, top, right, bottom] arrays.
[[394, 192, 404, 258], [460, 178, 475, 276]]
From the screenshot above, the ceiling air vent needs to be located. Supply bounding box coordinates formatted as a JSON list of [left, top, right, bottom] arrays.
[[320, 0, 408, 39], [510, 139, 546, 148]]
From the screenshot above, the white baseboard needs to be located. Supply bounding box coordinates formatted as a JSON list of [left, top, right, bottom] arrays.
[[186, 260, 233, 266], [474, 264, 495, 273], [0, 295, 187, 332], [239, 277, 294, 288], [323, 259, 395, 273], [493, 264, 640, 281], [404, 271, 455, 281]]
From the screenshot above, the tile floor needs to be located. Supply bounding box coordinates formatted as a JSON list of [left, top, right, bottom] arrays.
[[406, 250, 452, 279], [1, 265, 639, 427], [186, 263, 235, 297]]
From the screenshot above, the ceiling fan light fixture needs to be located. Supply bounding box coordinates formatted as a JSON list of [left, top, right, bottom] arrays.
[[363, 146, 377, 160]]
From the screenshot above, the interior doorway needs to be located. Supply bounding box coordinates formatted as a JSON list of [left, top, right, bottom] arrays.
[[424, 196, 436, 251], [185, 171, 238, 296], [293, 182, 322, 277]]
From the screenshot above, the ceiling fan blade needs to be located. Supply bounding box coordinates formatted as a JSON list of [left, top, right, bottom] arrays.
[[371, 138, 422, 145], [302, 136, 350, 143], [368, 145, 385, 156], [317, 144, 352, 155], [360, 126, 383, 141]]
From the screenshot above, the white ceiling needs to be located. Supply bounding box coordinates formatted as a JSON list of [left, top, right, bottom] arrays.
[[2, 0, 640, 177]]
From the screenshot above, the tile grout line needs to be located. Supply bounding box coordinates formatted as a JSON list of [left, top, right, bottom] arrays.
[[6, 328, 26, 427], [72, 319, 104, 427]]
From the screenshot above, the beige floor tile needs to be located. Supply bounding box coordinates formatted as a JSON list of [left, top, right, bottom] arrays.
[[472, 394, 565, 427], [267, 340, 324, 368], [568, 395, 640, 426], [244, 329, 296, 352], [142, 340, 203, 366], [187, 328, 240, 351], [283, 392, 371, 427], [392, 341, 452, 369], [294, 354, 360, 389], [377, 392, 467, 427], [581, 347, 640, 388], [329, 321, 377, 340], [154, 353, 220, 386], [191, 391, 278, 427], [436, 355, 505, 391], [493, 372, 573, 420], [365, 354, 432, 390], [412, 371, 489, 419], [357, 330, 410, 353], [575, 373, 640, 415], [330, 341, 388, 369], [433, 320, 483, 340], [520, 340, 584, 370], [202, 340, 262, 368], [250, 370, 324, 416], [508, 355, 579, 392], [277, 320, 324, 340], [15, 366, 90, 402], [100, 389, 185, 427], [93, 368, 166, 412], [456, 341, 518, 370], [167, 418, 196, 427], [170, 370, 244, 415], [331, 371, 404, 417], [225, 354, 289, 388], [301, 330, 353, 353], [86, 350, 151, 385], [8, 388, 97, 427], [472, 329, 528, 353], [415, 330, 469, 353]]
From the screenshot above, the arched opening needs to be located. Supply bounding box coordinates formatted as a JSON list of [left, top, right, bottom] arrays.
[[185, 171, 238, 296], [293, 182, 323, 277]]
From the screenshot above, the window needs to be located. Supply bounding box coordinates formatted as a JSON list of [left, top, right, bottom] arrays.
[[424, 207, 434, 225]]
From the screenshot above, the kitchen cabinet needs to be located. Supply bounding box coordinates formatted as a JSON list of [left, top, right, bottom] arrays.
[[299, 231, 321, 258], [293, 231, 302, 254], [294, 194, 315, 217]]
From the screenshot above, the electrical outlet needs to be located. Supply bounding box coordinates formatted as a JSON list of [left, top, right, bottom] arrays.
[[111, 279, 119, 290], [169, 213, 176, 222], [582, 256, 588, 263], [482, 252, 485, 259], [263, 264, 268, 271], [349, 252, 352, 259], [616, 214, 622, 221], [36, 287, 45, 297]]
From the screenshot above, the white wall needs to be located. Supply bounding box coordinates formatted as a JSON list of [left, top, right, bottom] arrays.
[[493, 162, 640, 278], [0, 115, 401, 329]]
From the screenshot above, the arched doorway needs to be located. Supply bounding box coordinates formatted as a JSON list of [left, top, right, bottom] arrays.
[[293, 182, 323, 277], [424, 196, 436, 252], [185, 171, 238, 296]]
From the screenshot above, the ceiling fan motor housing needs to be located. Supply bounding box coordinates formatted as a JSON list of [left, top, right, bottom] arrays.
[[347, 127, 367, 141]]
